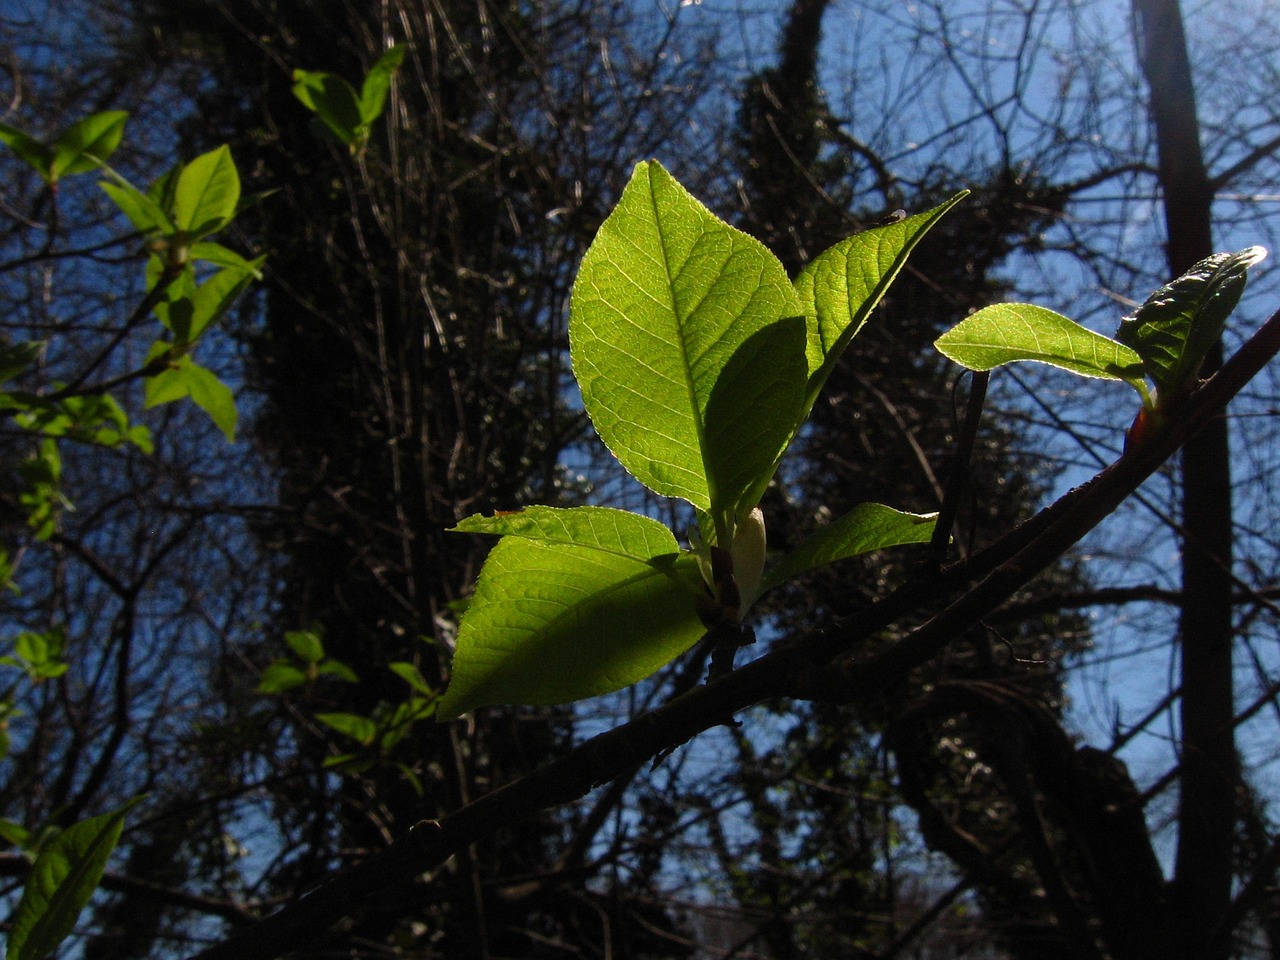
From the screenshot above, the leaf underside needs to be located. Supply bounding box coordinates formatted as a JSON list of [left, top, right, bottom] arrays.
[[569, 160, 802, 518], [934, 303, 1145, 381], [759, 503, 937, 595], [438, 507, 706, 718]]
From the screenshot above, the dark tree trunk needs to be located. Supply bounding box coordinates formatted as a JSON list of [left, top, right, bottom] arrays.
[[1133, 3, 1238, 958]]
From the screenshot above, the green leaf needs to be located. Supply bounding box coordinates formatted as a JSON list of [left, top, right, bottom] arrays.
[[935, 303, 1146, 384], [0, 817, 30, 848], [7, 798, 141, 960], [796, 193, 966, 413], [569, 160, 802, 528], [291, 70, 364, 146], [0, 121, 52, 178], [144, 356, 238, 441], [359, 45, 406, 124], [185, 259, 263, 343], [257, 661, 307, 694], [285, 629, 324, 664], [49, 111, 128, 180], [758, 503, 937, 595], [1117, 246, 1268, 401], [317, 660, 359, 683], [183, 361, 237, 441], [100, 176, 174, 234], [438, 506, 707, 718], [150, 264, 198, 340], [173, 146, 241, 238], [389, 662, 433, 695], [702, 317, 808, 523], [453, 505, 688, 557], [188, 242, 265, 277], [317, 712, 378, 746], [0, 341, 43, 383], [142, 353, 188, 408]]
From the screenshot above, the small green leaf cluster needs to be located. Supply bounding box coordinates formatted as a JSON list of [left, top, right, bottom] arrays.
[[257, 629, 438, 791], [102, 143, 266, 441], [933, 246, 1267, 421], [291, 45, 406, 154], [0, 628, 69, 760], [256, 628, 360, 695], [1, 113, 261, 461], [437, 162, 954, 719], [0, 111, 264, 960]]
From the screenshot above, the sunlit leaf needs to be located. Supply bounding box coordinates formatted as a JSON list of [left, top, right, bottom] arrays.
[[182, 361, 237, 442], [49, 111, 128, 180], [292, 70, 363, 146], [569, 160, 803, 531], [317, 712, 379, 745], [257, 662, 307, 694], [1117, 246, 1267, 401], [188, 242, 265, 277], [285, 629, 324, 664], [935, 303, 1146, 384], [100, 176, 174, 234], [438, 506, 706, 718], [796, 193, 966, 413], [359, 45, 406, 124], [759, 503, 937, 595], [144, 356, 238, 441], [453, 505, 688, 558], [187, 258, 264, 343], [173, 146, 241, 238], [7, 798, 141, 960], [0, 122, 52, 178], [389, 661, 433, 695]]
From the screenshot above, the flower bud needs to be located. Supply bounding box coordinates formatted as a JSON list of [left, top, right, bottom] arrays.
[[730, 507, 766, 617]]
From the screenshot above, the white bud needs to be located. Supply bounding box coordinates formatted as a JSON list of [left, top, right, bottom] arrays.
[[730, 507, 766, 617]]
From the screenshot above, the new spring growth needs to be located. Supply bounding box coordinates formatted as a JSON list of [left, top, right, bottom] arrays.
[[730, 507, 766, 618]]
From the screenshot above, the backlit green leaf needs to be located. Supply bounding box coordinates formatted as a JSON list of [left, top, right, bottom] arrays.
[[317, 712, 378, 746], [285, 629, 324, 664], [187, 259, 264, 343], [188, 242, 265, 277], [796, 194, 965, 413], [1117, 246, 1267, 401], [183, 361, 237, 442], [438, 507, 706, 718], [7, 798, 141, 960], [143, 356, 238, 441], [100, 176, 173, 234], [292, 70, 363, 146], [453, 505, 687, 558], [49, 111, 128, 180], [759, 503, 937, 595], [934, 303, 1145, 383], [257, 661, 307, 694], [360, 45, 406, 124], [0, 122, 52, 178], [173, 146, 241, 238], [389, 661, 433, 695], [569, 160, 802, 527]]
